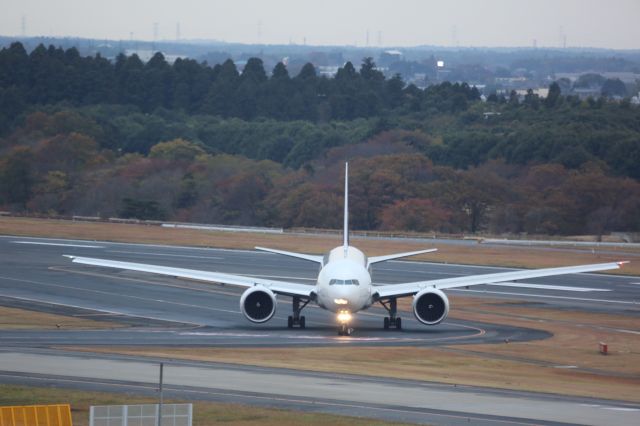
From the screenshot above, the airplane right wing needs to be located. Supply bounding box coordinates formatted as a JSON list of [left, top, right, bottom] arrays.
[[373, 261, 628, 299], [64, 255, 315, 298]]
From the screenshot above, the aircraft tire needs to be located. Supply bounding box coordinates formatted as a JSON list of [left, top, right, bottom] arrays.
[[287, 316, 293, 328], [383, 317, 390, 330], [300, 316, 306, 329], [396, 317, 402, 330]]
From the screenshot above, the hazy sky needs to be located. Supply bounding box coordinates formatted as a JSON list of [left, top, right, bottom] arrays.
[[2, 0, 639, 49]]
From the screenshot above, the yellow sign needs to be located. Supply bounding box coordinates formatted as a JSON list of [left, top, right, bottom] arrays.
[[0, 404, 72, 426]]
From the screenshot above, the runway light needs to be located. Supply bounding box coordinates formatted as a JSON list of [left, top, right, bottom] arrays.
[[337, 310, 352, 324], [334, 298, 348, 305]]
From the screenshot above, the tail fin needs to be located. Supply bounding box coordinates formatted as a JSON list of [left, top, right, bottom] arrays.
[[343, 162, 349, 257]]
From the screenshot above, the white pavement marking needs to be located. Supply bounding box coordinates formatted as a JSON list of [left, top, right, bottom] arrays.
[[1, 352, 639, 426], [615, 329, 640, 335], [484, 282, 610, 292], [0, 274, 240, 316], [108, 250, 222, 260], [11, 241, 104, 248], [0, 293, 202, 326], [449, 288, 639, 305]]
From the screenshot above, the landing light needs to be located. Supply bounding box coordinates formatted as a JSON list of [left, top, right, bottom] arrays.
[[334, 298, 348, 305], [337, 310, 352, 324]]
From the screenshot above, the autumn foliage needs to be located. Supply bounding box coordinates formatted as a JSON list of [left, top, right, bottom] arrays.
[[1, 43, 639, 236]]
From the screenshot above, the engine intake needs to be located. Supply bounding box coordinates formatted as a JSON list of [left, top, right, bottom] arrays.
[[240, 286, 276, 323], [412, 288, 449, 325]]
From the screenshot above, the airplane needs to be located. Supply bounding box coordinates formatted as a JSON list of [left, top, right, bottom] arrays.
[[65, 163, 628, 336]]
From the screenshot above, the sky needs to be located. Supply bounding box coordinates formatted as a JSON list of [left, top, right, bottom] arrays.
[[1, 0, 639, 49]]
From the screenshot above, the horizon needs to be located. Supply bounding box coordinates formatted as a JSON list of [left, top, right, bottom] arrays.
[[3, 34, 640, 54], [2, 0, 639, 50]]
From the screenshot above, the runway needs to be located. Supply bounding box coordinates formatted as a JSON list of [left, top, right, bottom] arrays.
[[1, 235, 639, 425], [0, 235, 581, 347], [1, 349, 639, 426]]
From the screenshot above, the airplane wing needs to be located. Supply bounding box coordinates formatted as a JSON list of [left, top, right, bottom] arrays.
[[373, 261, 628, 299], [254, 246, 324, 264], [64, 255, 315, 298], [367, 248, 437, 267]]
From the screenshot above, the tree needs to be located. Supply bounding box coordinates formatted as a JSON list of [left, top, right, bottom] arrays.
[[380, 199, 452, 232], [120, 198, 166, 220], [0, 146, 34, 207], [360, 57, 384, 82], [149, 139, 206, 162], [545, 82, 561, 108], [601, 78, 627, 98]]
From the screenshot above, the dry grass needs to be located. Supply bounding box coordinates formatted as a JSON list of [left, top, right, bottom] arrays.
[[1, 217, 638, 274], [446, 296, 640, 376], [68, 295, 640, 403], [0, 384, 411, 426], [0, 306, 123, 330]]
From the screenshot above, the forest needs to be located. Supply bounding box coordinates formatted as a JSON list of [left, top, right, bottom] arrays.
[[0, 42, 639, 236]]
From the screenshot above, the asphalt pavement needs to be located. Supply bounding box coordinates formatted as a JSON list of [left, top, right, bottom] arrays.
[[1, 235, 639, 425]]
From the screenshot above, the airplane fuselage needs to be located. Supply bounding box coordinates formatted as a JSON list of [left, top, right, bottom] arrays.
[[316, 246, 373, 314]]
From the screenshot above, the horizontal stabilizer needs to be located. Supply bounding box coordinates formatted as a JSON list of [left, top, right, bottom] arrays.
[[255, 246, 324, 264], [367, 248, 437, 267]]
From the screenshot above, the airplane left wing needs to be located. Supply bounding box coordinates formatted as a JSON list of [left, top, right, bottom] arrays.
[[367, 248, 437, 267], [64, 255, 315, 298], [373, 261, 628, 299], [254, 246, 324, 264]]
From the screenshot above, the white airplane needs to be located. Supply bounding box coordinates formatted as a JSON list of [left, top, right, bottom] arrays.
[[65, 163, 628, 336]]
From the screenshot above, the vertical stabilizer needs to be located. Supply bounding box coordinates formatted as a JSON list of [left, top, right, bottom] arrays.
[[343, 162, 349, 257]]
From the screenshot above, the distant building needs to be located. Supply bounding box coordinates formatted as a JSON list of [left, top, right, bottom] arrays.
[[379, 50, 403, 67], [125, 49, 184, 64], [318, 65, 340, 77], [572, 87, 601, 99]]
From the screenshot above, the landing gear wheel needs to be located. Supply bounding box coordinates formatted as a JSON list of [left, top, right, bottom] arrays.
[[395, 317, 402, 330], [287, 316, 293, 328], [300, 316, 306, 329], [383, 317, 390, 330], [338, 324, 351, 336]]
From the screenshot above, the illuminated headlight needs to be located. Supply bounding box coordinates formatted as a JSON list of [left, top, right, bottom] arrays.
[[337, 310, 352, 324], [334, 298, 348, 305]]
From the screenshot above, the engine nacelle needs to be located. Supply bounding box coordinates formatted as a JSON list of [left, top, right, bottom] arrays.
[[240, 286, 276, 323], [412, 288, 449, 325]]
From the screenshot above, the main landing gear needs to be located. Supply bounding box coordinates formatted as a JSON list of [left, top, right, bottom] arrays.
[[380, 297, 402, 330], [287, 296, 309, 329]]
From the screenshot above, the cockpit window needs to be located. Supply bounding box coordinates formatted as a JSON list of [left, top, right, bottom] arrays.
[[329, 279, 359, 286]]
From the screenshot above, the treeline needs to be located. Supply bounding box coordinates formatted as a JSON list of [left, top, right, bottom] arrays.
[[1, 114, 639, 236], [1, 42, 640, 235], [0, 41, 480, 131]]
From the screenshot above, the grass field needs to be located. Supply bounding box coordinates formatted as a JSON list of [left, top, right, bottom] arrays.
[[0, 306, 122, 330], [1, 216, 638, 274], [0, 384, 411, 426]]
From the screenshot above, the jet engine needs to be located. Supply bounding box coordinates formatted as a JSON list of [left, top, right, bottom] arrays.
[[412, 288, 449, 325], [240, 286, 277, 323]]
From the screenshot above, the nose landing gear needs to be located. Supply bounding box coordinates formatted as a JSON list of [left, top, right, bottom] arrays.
[[336, 310, 353, 336], [380, 297, 402, 330], [338, 324, 352, 336], [287, 296, 309, 329]]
